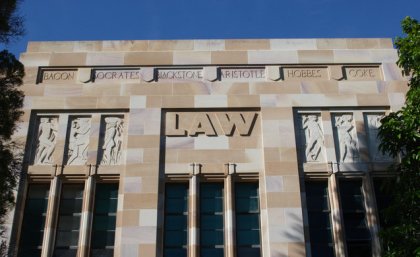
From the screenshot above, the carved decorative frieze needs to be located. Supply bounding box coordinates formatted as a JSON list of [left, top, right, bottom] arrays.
[[365, 113, 392, 162], [34, 116, 58, 165], [66, 117, 91, 165], [300, 114, 325, 162], [100, 117, 124, 165], [333, 114, 359, 163]]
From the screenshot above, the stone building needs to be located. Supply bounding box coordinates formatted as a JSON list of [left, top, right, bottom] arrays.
[[6, 39, 406, 257]]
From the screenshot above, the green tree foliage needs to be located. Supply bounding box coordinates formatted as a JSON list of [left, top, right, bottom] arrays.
[[378, 16, 420, 257], [0, 0, 24, 44], [0, 0, 24, 255]]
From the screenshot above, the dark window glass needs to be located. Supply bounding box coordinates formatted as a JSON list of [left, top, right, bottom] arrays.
[[53, 184, 84, 257], [200, 183, 224, 257], [339, 180, 372, 257], [235, 183, 260, 257], [18, 184, 50, 257], [90, 183, 118, 257], [164, 183, 188, 257], [305, 181, 335, 257], [373, 178, 395, 229]]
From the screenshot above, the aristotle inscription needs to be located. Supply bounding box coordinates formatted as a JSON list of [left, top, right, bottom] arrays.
[[220, 68, 265, 81]]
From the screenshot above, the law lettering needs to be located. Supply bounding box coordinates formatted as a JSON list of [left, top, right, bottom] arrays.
[[166, 112, 258, 137]]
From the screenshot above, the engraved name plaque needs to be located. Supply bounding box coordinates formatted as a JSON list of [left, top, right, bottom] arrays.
[[41, 70, 77, 83], [220, 68, 265, 81], [282, 67, 329, 80], [344, 66, 382, 81]]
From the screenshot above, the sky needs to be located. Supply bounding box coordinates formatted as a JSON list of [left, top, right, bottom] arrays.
[[2, 0, 420, 56]]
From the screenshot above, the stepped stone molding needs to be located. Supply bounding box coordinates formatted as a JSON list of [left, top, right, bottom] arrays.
[[36, 64, 383, 84]]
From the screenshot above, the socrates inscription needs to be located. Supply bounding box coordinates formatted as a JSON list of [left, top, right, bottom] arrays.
[[94, 69, 140, 82], [166, 112, 258, 137]]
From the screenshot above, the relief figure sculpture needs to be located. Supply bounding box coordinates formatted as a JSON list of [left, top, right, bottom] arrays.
[[302, 114, 324, 162], [335, 114, 358, 162], [367, 114, 390, 161], [101, 117, 123, 165], [67, 118, 90, 165], [34, 117, 58, 164]]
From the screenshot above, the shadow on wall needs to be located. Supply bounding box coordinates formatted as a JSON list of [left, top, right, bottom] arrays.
[[279, 211, 306, 257]]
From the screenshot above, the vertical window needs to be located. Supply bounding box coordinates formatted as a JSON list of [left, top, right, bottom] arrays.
[[235, 183, 261, 257], [90, 183, 118, 257], [53, 184, 84, 257], [164, 183, 189, 257], [18, 184, 50, 257], [339, 180, 371, 257], [305, 181, 335, 257], [200, 183, 224, 257], [373, 178, 394, 229]]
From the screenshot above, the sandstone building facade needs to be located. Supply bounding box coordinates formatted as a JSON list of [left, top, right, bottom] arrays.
[[7, 39, 406, 257]]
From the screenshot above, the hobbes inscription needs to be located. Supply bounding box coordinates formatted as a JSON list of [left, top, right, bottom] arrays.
[[166, 112, 258, 137]]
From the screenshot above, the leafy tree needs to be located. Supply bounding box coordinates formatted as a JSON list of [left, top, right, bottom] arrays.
[[0, 0, 24, 44], [0, 0, 24, 255], [378, 16, 420, 257]]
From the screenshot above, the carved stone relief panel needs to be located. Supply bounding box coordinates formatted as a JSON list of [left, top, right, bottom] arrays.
[[98, 116, 124, 165], [33, 116, 59, 165], [300, 113, 325, 162], [364, 113, 392, 162], [66, 117, 91, 165], [332, 113, 359, 163]]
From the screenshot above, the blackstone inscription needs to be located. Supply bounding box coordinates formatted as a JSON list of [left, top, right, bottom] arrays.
[[345, 67, 381, 80], [283, 68, 329, 80], [95, 70, 140, 82], [220, 68, 265, 81], [42, 70, 76, 83], [158, 69, 203, 81], [166, 112, 258, 137]]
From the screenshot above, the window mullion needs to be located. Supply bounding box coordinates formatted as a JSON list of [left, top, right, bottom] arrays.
[[362, 174, 381, 257], [41, 176, 62, 257], [77, 175, 96, 257], [189, 175, 198, 257], [329, 173, 347, 257], [225, 174, 234, 257]]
